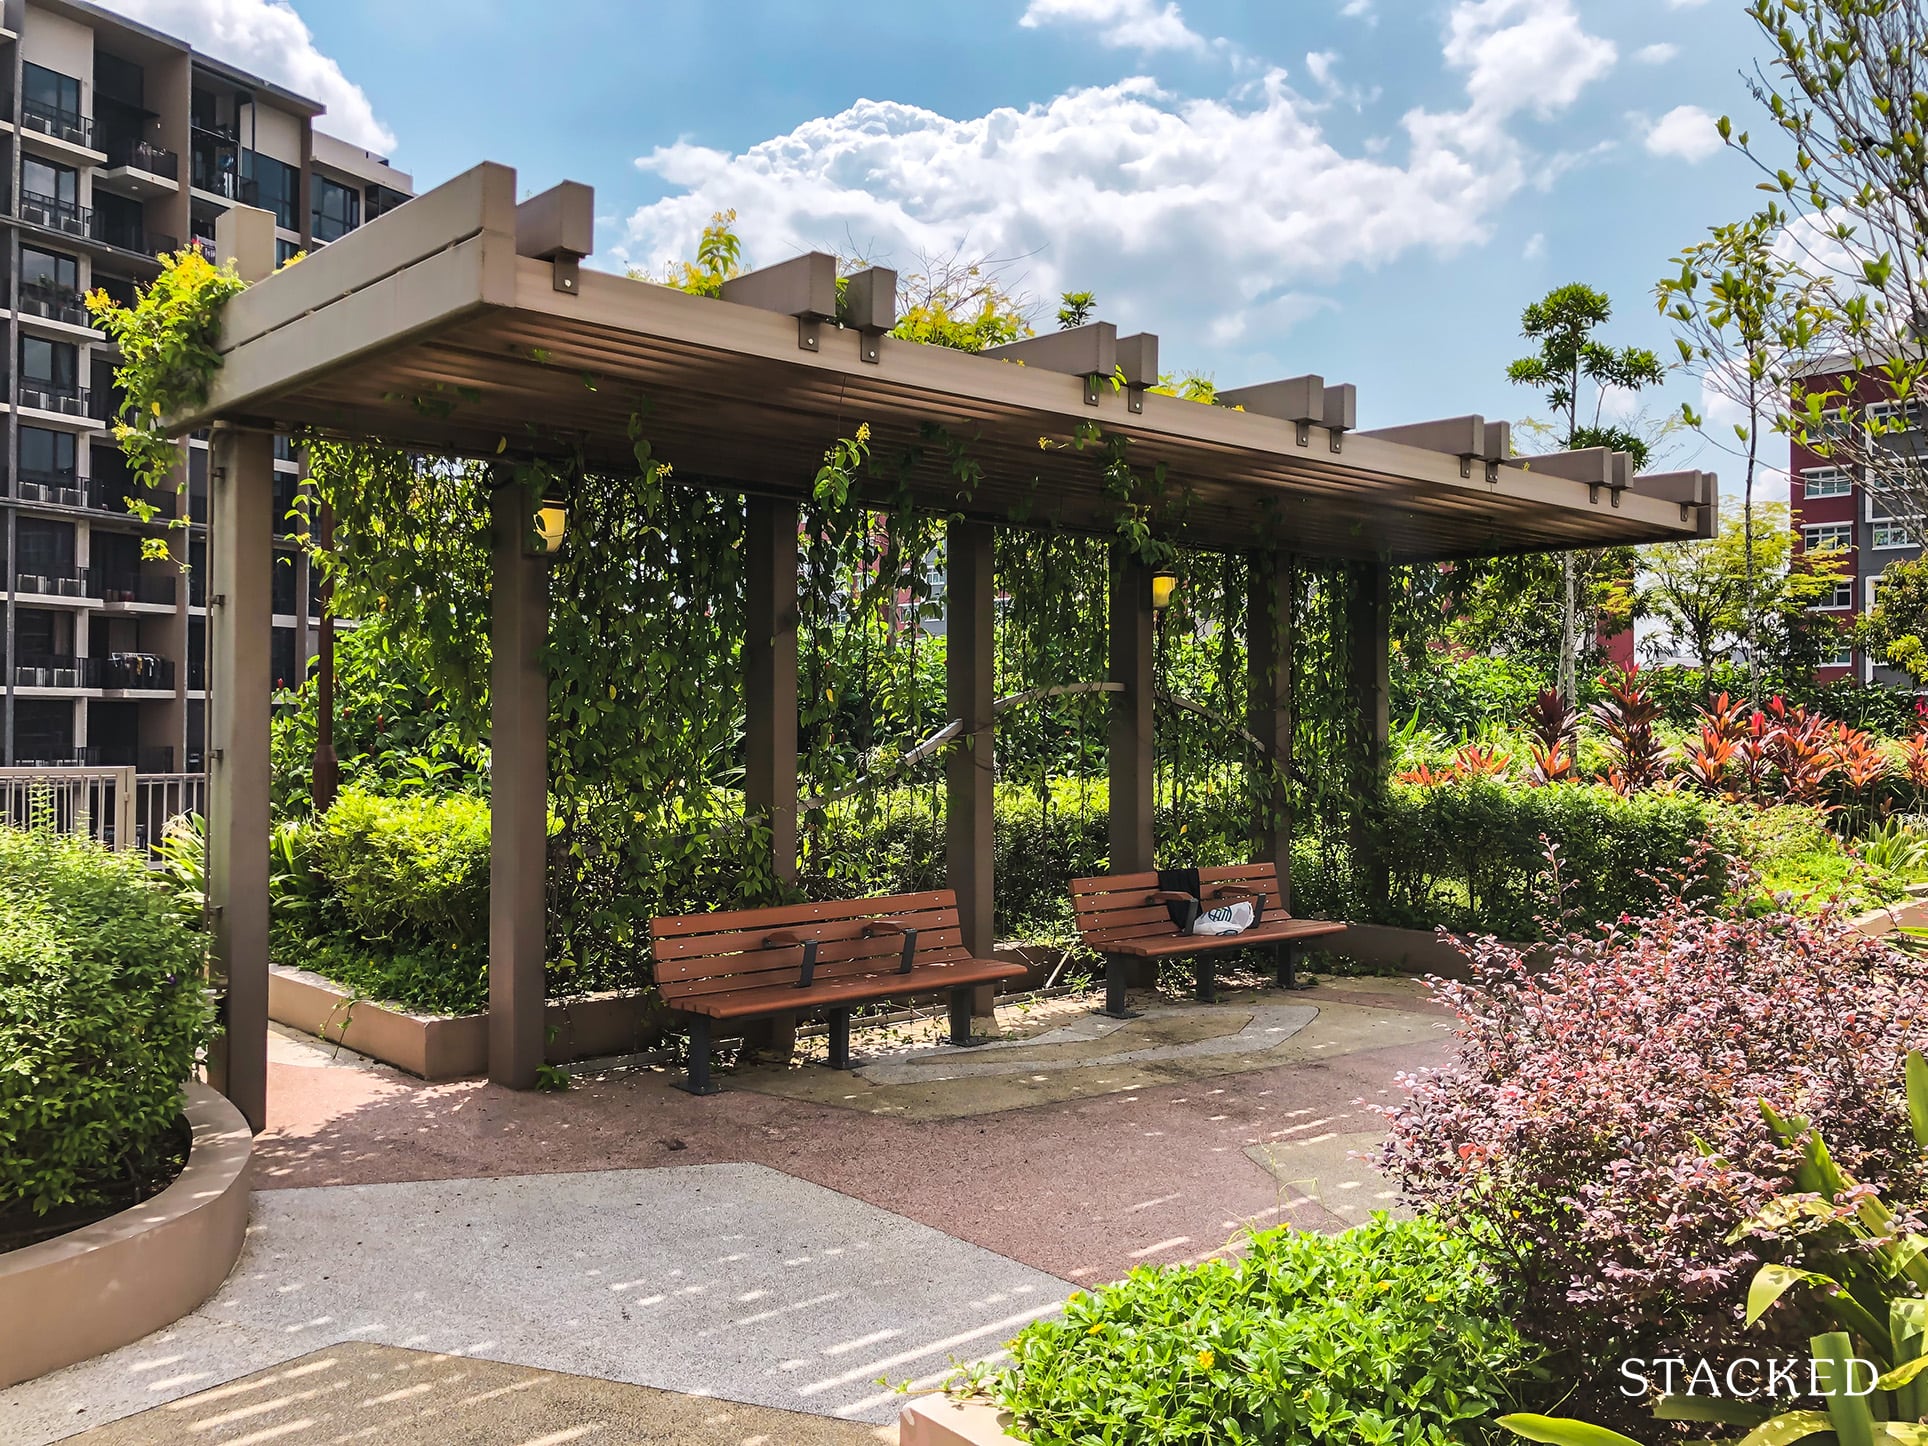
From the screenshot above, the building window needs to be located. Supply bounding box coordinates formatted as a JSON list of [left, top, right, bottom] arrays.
[[20, 247, 80, 301], [19, 427, 77, 481], [1804, 522, 1854, 553], [365, 184, 408, 220], [1817, 579, 1854, 610], [20, 336, 79, 394], [23, 63, 83, 127], [1865, 399, 1922, 433], [18, 519, 77, 576], [1872, 517, 1921, 549], [1821, 643, 1854, 669], [242, 149, 301, 231], [312, 175, 360, 243], [275, 238, 302, 267], [21, 156, 80, 222], [1802, 467, 1853, 498]]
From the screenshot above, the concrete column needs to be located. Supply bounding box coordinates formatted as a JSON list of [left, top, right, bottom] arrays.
[[204, 425, 274, 1132], [945, 521, 995, 993], [1247, 551, 1295, 912], [488, 479, 548, 1090], [744, 498, 800, 883], [203, 205, 275, 1133], [1108, 547, 1155, 874], [1346, 557, 1392, 901]]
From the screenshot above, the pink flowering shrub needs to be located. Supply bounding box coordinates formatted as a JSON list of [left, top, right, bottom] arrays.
[[1379, 877, 1928, 1425]]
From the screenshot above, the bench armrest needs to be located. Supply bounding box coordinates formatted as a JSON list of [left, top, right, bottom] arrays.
[[865, 919, 920, 973], [761, 930, 822, 988], [1144, 890, 1197, 904], [861, 920, 906, 936]]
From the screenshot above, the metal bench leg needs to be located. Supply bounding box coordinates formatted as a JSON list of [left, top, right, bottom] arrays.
[[676, 1014, 721, 1096], [1195, 956, 1217, 1004], [947, 986, 986, 1047], [1275, 941, 1309, 991], [824, 1008, 853, 1070], [1101, 955, 1141, 1020]]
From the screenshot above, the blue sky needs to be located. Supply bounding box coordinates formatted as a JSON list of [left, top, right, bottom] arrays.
[[114, 0, 1781, 490]]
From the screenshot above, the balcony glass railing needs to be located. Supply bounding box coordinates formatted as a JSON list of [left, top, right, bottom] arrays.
[[103, 138, 180, 181], [91, 275, 139, 311], [16, 284, 93, 328], [93, 214, 176, 260], [14, 466, 85, 507], [17, 380, 99, 419], [101, 653, 174, 690], [21, 99, 94, 150], [18, 190, 89, 239], [13, 566, 90, 598], [91, 571, 177, 607], [14, 654, 101, 689], [190, 167, 241, 200]]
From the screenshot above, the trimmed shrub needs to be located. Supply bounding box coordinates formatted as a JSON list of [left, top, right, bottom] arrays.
[[985, 1214, 1544, 1445], [0, 827, 213, 1217], [1379, 884, 1928, 1430]]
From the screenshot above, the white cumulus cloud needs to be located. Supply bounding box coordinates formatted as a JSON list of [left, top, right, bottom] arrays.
[[1645, 104, 1722, 161], [621, 0, 1616, 365], [1635, 42, 1679, 63], [101, 0, 395, 152], [1018, 0, 1206, 52]]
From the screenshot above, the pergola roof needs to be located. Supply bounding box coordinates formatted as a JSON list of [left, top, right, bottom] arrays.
[[179, 163, 1715, 564]]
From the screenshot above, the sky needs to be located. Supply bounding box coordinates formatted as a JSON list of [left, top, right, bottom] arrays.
[[106, 0, 1784, 495]]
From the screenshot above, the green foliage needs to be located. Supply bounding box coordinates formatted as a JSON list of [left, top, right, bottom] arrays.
[[1865, 555, 1928, 684], [653, 208, 745, 297], [1056, 290, 1096, 328], [86, 249, 247, 557], [1355, 780, 1719, 940], [890, 248, 1033, 351], [985, 1214, 1544, 1446], [0, 826, 214, 1216]]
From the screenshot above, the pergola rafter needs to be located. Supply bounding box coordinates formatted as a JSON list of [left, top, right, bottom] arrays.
[[179, 164, 1715, 1129]]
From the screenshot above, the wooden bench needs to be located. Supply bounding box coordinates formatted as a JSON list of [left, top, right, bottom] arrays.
[[1070, 863, 1347, 1018], [651, 889, 1029, 1094]]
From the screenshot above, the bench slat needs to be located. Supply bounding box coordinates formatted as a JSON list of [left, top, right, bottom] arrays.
[[678, 956, 1026, 1018], [652, 890, 956, 938], [1072, 863, 1319, 955], [651, 910, 964, 961], [656, 933, 971, 989]]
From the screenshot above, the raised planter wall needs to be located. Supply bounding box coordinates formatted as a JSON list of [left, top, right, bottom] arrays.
[[899, 1397, 1022, 1445], [0, 1082, 251, 1390], [268, 964, 662, 1082]]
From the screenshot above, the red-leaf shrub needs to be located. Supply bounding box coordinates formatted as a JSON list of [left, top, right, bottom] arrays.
[[1379, 875, 1928, 1426]]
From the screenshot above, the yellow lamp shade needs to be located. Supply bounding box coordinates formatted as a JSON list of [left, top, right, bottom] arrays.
[[1151, 571, 1178, 611], [535, 502, 568, 555]]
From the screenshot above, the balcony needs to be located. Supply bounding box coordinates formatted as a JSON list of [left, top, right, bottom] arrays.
[[14, 654, 100, 689], [103, 137, 179, 183], [13, 465, 85, 508], [91, 570, 177, 607], [101, 653, 174, 691], [18, 190, 90, 241], [15, 283, 94, 330], [16, 379, 103, 421], [21, 99, 96, 153], [91, 274, 140, 312], [190, 166, 241, 200], [92, 213, 177, 261], [13, 566, 91, 600]]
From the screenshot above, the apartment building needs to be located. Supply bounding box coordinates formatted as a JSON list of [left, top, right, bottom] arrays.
[[0, 0, 409, 787], [1788, 359, 1928, 689]]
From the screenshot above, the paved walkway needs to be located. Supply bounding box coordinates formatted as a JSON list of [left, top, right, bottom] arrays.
[[0, 976, 1452, 1444]]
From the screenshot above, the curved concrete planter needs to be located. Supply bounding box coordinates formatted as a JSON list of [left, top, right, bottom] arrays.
[[900, 1397, 1023, 1444], [0, 1082, 251, 1390], [269, 963, 662, 1082]]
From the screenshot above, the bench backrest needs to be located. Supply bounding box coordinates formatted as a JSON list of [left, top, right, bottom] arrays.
[[1070, 863, 1284, 949], [651, 889, 973, 1009]]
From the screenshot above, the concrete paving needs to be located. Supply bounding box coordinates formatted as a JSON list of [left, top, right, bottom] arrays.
[[58, 1341, 893, 1445], [0, 1164, 1068, 1442]]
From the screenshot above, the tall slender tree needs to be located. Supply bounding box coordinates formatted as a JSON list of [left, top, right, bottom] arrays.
[[1506, 284, 1666, 703]]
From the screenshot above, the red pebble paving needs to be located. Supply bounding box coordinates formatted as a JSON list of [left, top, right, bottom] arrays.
[[258, 985, 1452, 1285]]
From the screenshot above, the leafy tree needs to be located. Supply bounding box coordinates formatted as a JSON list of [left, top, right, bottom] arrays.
[[1504, 283, 1667, 702], [1862, 553, 1928, 683], [1721, 1, 1928, 522], [1657, 210, 1828, 693], [1634, 499, 1846, 672], [1056, 290, 1096, 329], [889, 244, 1033, 351], [653, 209, 744, 297]]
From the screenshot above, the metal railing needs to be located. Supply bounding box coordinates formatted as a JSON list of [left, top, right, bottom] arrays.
[[14, 654, 101, 688], [103, 138, 179, 181], [92, 571, 178, 606], [100, 652, 175, 690], [17, 189, 89, 239], [16, 284, 93, 328], [14, 467, 85, 507], [0, 766, 134, 847], [21, 99, 94, 150], [134, 773, 204, 854], [94, 214, 176, 260], [17, 380, 97, 418], [13, 568, 91, 599]]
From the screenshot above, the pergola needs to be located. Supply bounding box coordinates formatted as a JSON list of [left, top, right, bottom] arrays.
[[175, 164, 1715, 1130]]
